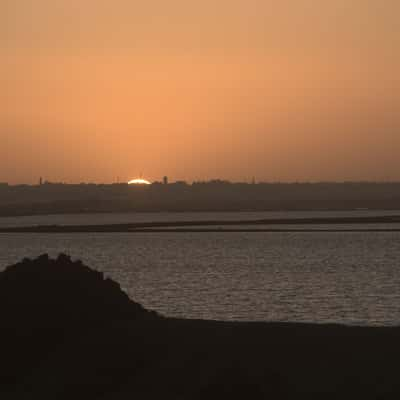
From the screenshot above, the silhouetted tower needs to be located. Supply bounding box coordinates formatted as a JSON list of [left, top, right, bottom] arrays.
[[163, 176, 168, 185], [39, 177, 43, 186]]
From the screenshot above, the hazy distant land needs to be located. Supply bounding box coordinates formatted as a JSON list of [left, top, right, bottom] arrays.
[[1, 181, 400, 217]]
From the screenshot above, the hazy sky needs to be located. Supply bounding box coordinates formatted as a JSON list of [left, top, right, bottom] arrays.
[[1, 0, 399, 183]]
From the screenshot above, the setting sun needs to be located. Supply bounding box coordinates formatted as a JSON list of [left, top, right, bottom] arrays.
[[128, 178, 151, 185]]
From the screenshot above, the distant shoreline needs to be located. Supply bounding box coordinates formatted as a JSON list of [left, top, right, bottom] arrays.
[[1, 215, 400, 233], [2, 182, 400, 216], [3, 229, 398, 233]]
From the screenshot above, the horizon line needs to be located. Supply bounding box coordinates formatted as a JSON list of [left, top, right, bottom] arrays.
[[2, 180, 400, 186]]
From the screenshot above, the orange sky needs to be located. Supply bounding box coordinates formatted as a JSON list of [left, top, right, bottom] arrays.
[[1, 0, 399, 183]]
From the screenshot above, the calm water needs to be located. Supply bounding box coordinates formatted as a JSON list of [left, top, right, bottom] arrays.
[[1, 226, 400, 326]]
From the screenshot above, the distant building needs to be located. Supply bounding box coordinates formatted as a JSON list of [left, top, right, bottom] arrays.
[[163, 176, 168, 185], [39, 177, 43, 186]]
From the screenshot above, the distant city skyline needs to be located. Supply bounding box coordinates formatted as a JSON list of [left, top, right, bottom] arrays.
[[3, 177, 400, 187]]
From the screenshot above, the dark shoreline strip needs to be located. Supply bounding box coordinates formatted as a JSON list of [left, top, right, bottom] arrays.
[[1, 228, 400, 233], [1, 215, 400, 233]]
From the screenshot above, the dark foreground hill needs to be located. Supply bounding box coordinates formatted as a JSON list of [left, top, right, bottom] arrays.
[[1, 255, 400, 399]]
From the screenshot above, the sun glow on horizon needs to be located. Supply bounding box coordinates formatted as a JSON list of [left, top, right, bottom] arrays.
[[128, 178, 152, 185]]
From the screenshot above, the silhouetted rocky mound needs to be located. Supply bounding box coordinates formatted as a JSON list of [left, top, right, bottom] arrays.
[[0, 255, 157, 398], [1, 255, 400, 399], [0, 254, 150, 326]]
